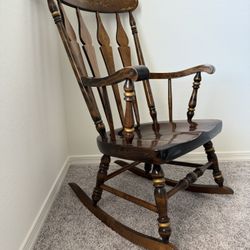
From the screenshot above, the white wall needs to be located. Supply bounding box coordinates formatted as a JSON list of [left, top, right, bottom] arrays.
[[0, 1, 68, 249], [62, 0, 250, 156]]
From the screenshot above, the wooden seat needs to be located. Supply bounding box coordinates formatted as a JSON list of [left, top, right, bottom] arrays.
[[98, 119, 222, 163], [47, 0, 233, 249]]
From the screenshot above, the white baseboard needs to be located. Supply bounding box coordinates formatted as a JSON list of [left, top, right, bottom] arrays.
[[19, 156, 71, 250], [68, 151, 250, 165]]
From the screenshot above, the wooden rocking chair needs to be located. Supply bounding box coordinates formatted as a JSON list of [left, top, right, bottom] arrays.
[[47, 0, 233, 249]]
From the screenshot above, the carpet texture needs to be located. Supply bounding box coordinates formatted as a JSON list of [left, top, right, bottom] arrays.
[[33, 161, 250, 250]]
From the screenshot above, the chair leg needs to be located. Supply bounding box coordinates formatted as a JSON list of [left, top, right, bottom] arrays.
[[92, 155, 110, 205], [203, 141, 224, 187], [152, 164, 171, 243]]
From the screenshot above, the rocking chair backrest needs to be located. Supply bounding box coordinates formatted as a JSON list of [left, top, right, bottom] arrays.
[[47, 0, 159, 141]]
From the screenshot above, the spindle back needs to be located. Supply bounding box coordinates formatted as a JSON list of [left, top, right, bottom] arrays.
[[47, 0, 159, 141]]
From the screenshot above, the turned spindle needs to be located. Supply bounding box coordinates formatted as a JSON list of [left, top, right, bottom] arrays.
[[187, 72, 202, 124]]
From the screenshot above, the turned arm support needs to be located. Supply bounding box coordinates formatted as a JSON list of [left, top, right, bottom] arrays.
[[82, 65, 149, 144], [149, 64, 215, 79], [149, 64, 215, 125], [82, 65, 150, 87]]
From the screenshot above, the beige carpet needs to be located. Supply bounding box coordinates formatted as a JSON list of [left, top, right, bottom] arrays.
[[33, 161, 250, 250]]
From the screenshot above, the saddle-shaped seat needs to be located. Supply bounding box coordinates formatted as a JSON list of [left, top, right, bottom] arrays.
[[98, 119, 222, 163]]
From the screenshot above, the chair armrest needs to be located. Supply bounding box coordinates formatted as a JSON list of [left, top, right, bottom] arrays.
[[149, 64, 215, 79], [82, 65, 150, 87]]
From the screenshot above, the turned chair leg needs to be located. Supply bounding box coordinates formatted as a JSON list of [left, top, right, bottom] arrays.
[[152, 164, 171, 243], [92, 155, 110, 205], [203, 141, 224, 187]]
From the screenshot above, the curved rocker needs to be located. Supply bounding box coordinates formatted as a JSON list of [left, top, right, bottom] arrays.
[[115, 160, 234, 195], [69, 183, 177, 250]]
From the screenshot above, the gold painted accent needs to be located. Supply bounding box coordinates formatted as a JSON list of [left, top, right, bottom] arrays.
[[153, 178, 166, 185], [124, 91, 135, 97], [206, 147, 214, 153], [214, 174, 223, 179], [52, 11, 60, 17], [124, 127, 135, 133], [159, 222, 170, 228], [188, 108, 195, 111]]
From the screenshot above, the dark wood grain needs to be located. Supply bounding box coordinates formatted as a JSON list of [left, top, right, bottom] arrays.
[[48, 0, 107, 140], [96, 12, 125, 127], [77, 8, 116, 140], [187, 72, 201, 125], [82, 65, 150, 87], [92, 155, 110, 205], [116, 162, 233, 194], [152, 165, 171, 242], [97, 120, 223, 164], [59, 2, 87, 77], [123, 80, 135, 143], [69, 183, 177, 250], [149, 64, 215, 79], [101, 184, 157, 213], [204, 141, 224, 187], [61, 0, 138, 13], [47, 1, 234, 249], [116, 13, 140, 128], [129, 12, 159, 132]]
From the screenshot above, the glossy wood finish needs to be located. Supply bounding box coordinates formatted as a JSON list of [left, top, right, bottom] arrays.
[[152, 165, 171, 243], [61, 0, 138, 13], [47, 1, 234, 249], [97, 120, 222, 164]]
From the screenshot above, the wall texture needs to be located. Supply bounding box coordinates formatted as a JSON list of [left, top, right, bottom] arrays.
[[61, 0, 250, 156], [0, 1, 68, 249]]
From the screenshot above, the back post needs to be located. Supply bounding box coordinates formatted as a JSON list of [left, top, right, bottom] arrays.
[[47, 0, 107, 141], [129, 12, 159, 132]]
